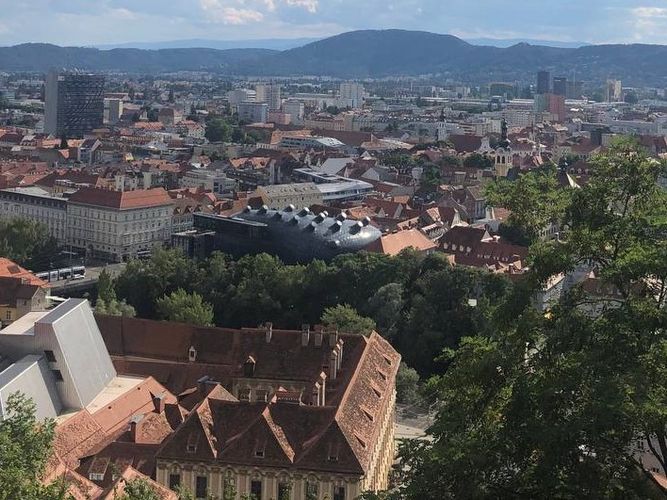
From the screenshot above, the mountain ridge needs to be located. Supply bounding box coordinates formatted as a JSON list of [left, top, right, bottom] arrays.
[[1, 30, 666, 85]]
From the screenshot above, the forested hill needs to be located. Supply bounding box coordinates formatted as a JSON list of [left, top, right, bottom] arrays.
[[2, 30, 667, 85]]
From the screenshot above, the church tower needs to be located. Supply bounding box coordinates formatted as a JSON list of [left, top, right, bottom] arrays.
[[494, 119, 512, 177]]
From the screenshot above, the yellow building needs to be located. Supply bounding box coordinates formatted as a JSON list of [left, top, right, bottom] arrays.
[[0, 258, 49, 328], [96, 317, 400, 500]]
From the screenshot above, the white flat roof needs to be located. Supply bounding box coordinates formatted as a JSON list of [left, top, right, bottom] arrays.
[[85, 375, 145, 414], [0, 311, 46, 336]]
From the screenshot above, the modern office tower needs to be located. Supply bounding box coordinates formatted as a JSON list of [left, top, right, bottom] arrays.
[[104, 98, 123, 125], [339, 82, 365, 108], [537, 70, 551, 94], [553, 77, 567, 97], [282, 99, 305, 123], [566, 80, 584, 99], [605, 79, 623, 102], [44, 70, 105, 138], [255, 83, 282, 111], [237, 101, 269, 124]]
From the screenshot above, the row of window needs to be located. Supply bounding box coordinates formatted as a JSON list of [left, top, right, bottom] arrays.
[[167, 475, 345, 500]]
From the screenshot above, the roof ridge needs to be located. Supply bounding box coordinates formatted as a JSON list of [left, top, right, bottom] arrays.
[[262, 407, 295, 462]]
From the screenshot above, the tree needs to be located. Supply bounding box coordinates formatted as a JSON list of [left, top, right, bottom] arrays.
[[97, 268, 116, 303], [485, 166, 568, 245], [205, 117, 232, 143], [116, 478, 160, 500], [396, 362, 421, 406], [0, 218, 59, 271], [367, 283, 404, 340], [462, 152, 493, 170], [156, 289, 214, 326], [96, 298, 136, 318], [321, 304, 376, 336], [397, 139, 667, 498], [625, 91, 639, 104], [0, 393, 68, 500]]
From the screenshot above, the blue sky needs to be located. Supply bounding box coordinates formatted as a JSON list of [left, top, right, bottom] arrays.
[[0, 0, 665, 45]]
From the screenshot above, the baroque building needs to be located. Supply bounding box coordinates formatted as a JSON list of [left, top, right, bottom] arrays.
[[95, 316, 400, 500]]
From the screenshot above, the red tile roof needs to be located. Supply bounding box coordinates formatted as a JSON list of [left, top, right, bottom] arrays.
[[67, 187, 174, 210]]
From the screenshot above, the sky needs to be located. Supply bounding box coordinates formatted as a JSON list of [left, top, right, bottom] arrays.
[[0, 0, 666, 46]]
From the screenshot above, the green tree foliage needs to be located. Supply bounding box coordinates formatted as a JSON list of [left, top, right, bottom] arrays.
[[205, 117, 233, 143], [97, 268, 116, 303], [485, 166, 568, 245], [395, 362, 421, 405], [95, 298, 136, 317], [0, 393, 68, 500], [397, 139, 667, 498], [113, 249, 512, 376], [462, 152, 494, 170], [366, 283, 404, 340], [321, 304, 376, 336], [116, 478, 161, 500], [156, 289, 214, 326], [115, 248, 198, 318], [0, 218, 59, 271]]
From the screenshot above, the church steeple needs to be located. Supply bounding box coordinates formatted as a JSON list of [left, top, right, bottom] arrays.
[[499, 118, 511, 149]]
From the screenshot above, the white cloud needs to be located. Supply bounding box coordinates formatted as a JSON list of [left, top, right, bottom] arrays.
[[285, 0, 318, 13], [629, 6, 667, 42], [200, 0, 264, 24]]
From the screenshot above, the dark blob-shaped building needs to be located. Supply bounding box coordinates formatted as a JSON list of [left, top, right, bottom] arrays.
[[192, 205, 382, 263]]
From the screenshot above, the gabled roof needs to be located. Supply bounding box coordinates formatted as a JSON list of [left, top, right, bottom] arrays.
[[366, 229, 437, 256], [67, 187, 174, 210]]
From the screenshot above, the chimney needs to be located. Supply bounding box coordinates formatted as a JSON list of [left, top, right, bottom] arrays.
[[328, 329, 339, 347], [129, 414, 144, 443], [301, 324, 310, 347], [314, 326, 324, 347], [197, 375, 211, 395], [329, 350, 338, 380], [319, 372, 327, 406], [152, 393, 166, 414], [265, 322, 273, 343]]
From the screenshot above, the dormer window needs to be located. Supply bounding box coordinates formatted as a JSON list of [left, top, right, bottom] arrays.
[[243, 356, 256, 377]]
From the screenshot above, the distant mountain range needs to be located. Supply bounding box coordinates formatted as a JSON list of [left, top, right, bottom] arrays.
[[465, 38, 589, 49], [1, 30, 666, 85], [93, 38, 319, 51]]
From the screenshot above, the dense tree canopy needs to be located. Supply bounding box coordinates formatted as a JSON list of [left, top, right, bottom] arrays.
[[0, 218, 59, 271], [321, 304, 376, 336], [112, 248, 511, 377], [155, 289, 214, 326], [0, 393, 67, 500], [396, 139, 667, 498]]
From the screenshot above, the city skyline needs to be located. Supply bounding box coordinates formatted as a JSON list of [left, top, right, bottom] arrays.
[[0, 0, 666, 46]]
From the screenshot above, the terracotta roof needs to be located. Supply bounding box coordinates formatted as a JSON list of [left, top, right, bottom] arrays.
[[67, 187, 174, 210], [448, 134, 482, 153], [0, 258, 48, 287], [95, 316, 400, 476], [154, 332, 399, 476], [366, 229, 437, 256]]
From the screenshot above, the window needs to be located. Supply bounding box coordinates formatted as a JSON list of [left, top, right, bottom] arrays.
[[333, 486, 345, 500], [195, 476, 208, 499], [239, 388, 251, 402], [52, 369, 64, 382], [278, 482, 291, 500], [306, 482, 318, 500], [250, 480, 262, 500], [44, 350, 56, 363], [168, 474, 181, 491], [255, 389, 268, 402], [5, 311, 11, 320]]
